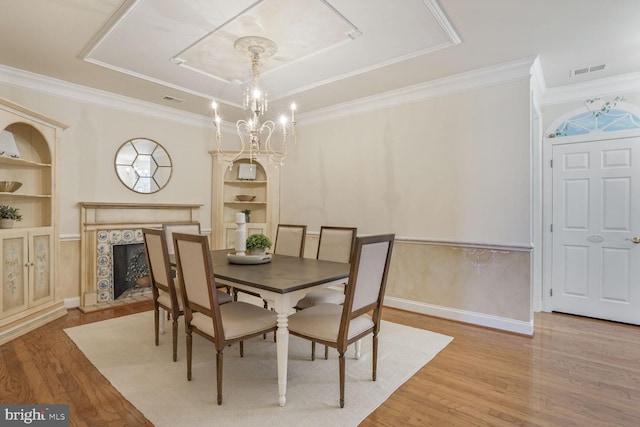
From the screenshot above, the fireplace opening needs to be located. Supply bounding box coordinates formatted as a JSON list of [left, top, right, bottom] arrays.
[[113, 243, 150, 299]]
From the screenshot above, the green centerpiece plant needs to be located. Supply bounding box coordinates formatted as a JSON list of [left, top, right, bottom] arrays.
[[245, 233, 271, 255]]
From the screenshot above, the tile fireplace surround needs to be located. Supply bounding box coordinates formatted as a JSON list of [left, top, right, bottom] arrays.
[[79, 202, 202, 311]]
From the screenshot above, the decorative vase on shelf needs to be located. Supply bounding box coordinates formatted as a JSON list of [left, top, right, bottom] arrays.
[[0, 219, 14, 229], [234, 212, 247, 256]]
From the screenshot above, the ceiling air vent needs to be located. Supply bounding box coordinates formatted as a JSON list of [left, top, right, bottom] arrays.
[[570, 63, 607, 77], [162, 95, 184, 103]]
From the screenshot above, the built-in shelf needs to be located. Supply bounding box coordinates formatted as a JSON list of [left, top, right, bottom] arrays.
[[224, 201, 267, 205], [0, 156, 51, 168], [0, 95, 67, 345], [212, 154, 280, 249], [224, 180, 267, 184], [0, 192, 51, 198]]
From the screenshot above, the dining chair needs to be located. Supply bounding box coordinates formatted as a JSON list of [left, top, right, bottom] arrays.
[[162, 223, 201, 256], [142, 227, 184, 362], [173, 232, 278, 405], [287, 233, 395, 408], [165, 222, 233, 296], [294, 226, 357, 359], [144, 227, 233, 362], [273, 224, 307, 257]]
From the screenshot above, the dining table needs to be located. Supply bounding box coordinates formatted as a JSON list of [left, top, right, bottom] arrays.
[[171, 249, 350, 407]]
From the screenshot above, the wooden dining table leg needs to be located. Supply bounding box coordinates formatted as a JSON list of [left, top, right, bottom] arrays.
[[270, 294, 293, 407]]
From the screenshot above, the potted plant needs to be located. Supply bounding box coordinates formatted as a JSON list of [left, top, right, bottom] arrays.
[[0, 204, 22, 229], [245, 233, 271, 255], [241, 209, 251, 223], [125, 247, 150, 287]]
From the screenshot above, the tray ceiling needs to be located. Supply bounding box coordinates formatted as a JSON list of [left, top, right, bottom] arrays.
[[83, 0, 459, 109]]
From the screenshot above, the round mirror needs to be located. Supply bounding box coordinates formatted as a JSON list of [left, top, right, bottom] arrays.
[[114, 138, 172, 193]]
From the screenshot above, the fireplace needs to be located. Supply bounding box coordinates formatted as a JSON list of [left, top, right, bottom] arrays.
[[114, 243, 149, 299], [79, 202, 202, 309], [113, 242, 149, 300]]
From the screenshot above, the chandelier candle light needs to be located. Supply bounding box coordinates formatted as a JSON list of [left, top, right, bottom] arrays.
[[213, 36, 297, 167]]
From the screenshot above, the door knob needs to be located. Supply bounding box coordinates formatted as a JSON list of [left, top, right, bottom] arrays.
[[625, 237, 640, 244]]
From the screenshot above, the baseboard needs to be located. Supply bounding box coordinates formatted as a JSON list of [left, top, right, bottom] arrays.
[[0, 303, 68, 345], [383, 296, 534, 336], [64, 296, 81, 309]]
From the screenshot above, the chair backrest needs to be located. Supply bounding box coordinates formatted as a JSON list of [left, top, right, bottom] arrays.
[[274, 224, 307, 257], [338, 234, 395, 348], [163, 223, 201, 255], [142, 227, 179, 310], [172, 232, 224, 346], [317, 226, 357, 263]]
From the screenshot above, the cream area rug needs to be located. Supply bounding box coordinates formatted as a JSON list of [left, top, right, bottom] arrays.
[[64, 311, 452, 427]]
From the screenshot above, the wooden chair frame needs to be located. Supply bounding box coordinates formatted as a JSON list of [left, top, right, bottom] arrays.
[[288, 233, 395, 408], [142, 227, 183, 362], [173, 232, 278, 405]]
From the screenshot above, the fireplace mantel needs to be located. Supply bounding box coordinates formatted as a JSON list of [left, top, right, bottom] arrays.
[[79, 202, 202, 308]]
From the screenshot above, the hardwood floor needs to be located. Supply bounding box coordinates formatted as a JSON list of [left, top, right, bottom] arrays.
[[1, 302, 639, 426]]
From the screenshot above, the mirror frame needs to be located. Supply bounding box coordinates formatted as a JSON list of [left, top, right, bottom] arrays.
[[114, 138, 173, 194]]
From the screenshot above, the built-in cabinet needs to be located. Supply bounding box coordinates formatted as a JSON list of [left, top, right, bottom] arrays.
[[0, 229, 53, 316], [0, 96, 67, 344], [210, 153, 280, 249]]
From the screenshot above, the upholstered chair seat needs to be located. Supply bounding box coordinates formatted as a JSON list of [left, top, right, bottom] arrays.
[[288, 303, 374, 342], [294, 288, 345, 310], [294, 226, 357, 358], [173, 232, 278, 405], [287, 234, 395, 408]]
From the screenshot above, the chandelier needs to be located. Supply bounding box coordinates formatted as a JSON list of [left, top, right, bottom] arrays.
[[212, 36, 297, 166]]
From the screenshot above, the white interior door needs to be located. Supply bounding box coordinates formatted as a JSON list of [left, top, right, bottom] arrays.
[[552, 137, 640, 325]]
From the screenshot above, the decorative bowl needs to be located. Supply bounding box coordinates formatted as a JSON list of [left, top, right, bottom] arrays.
[[0, 181, 22, 193], [235, 194, 256, 201]]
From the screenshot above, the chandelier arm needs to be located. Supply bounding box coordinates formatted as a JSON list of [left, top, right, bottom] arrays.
[[214, 120, 245, 165], [264, 123, 297, 165]]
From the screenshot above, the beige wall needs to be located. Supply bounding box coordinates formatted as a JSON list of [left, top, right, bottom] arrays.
[[1, 72, 534, 333], [0, 83, 214, 236], [293, 79, 534, 332], [282, 79, 532, 245], [58, 240, 80, 301]]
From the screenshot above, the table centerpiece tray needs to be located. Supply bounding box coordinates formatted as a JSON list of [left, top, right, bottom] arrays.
[[227, 253, 272, 265]]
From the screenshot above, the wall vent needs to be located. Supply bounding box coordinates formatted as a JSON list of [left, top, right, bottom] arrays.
[[570, 63, 607, 77]]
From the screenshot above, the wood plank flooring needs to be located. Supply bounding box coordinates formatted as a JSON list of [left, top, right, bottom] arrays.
[[1, 301, 639, 426]]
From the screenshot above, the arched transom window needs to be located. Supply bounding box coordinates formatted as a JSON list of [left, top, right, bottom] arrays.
[[551, 98, 640, 137]]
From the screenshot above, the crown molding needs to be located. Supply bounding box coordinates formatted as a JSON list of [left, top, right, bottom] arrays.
[[301, 56, 536, 125], [530, 56, 545, 114], [0, 64, 210, 127], [542, 71, 640, 106]]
